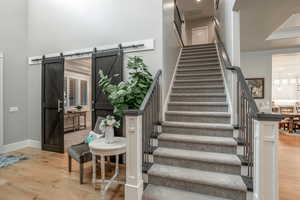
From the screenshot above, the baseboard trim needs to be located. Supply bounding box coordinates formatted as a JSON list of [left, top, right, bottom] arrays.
[[0, 139, 41, 154], [27, 139, 41, 149], [253, 193, 259, 200]]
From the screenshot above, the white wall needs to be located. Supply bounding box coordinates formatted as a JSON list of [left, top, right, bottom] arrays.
[[241, 52, 272, 112], [241, 47, 300, 112], [162, 0, 181, 100], [0, 0, 28, 145], [0, 53, 3, 146], [27, 0, 164, 141], [216, 0, 236, 64], [185, 17, 215, 45]]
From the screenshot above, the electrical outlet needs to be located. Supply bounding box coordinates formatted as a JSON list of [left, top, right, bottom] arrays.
[[9, 107, 19, 112]]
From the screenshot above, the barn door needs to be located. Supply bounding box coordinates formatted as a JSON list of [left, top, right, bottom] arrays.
[[91, 48, 123, 136], [41, 55, 65, 153]]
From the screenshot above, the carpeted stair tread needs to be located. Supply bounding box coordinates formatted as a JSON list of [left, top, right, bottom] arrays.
[[171, 93, 225, 97], [174, 79, 223, 83], [148, 164, 247, 192], [168, 101, 227, 105], [177, 67, 220, 72], [177, 62, 219, 67], [172, 85, 224, 89], [162, 121, 233, 130], [154, 147, 241, 166], [181, 54, 218, 60], [143, 184, 230, 200], [158, 133, 237, 146], [176, 72, 222, 77], [181, 51, 218, 56], [165, 111, 231, 117]]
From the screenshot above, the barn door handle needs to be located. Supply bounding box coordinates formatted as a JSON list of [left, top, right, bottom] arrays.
[[57, 99, 63, 113]]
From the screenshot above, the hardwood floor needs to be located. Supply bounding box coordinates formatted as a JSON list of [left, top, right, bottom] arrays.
[[0, 147, 124, 200], [279, 134, 300, 200]]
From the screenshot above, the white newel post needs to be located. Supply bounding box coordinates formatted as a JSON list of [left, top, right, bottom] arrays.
[[253, 114, 282, 200], [125, 114, 143, 200]]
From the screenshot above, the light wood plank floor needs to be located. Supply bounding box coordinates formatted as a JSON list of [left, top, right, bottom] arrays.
[[0, 147, 124, 200], [279, 134, 300, 200]]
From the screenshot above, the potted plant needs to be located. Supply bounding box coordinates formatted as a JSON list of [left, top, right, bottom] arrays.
[[98, 56, 153, 117], [99, 115, 120, 144], [75, 105, 83, 111]]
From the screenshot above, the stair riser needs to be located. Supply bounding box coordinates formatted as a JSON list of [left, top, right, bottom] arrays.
[[184, 45, 215, 49], [173, 81, 223, 87], [162, 126, 233, 137], [148, 175, 246, 200], [181, 55, 218, 60], [179, 59, 219, 65], [182, 48, 216, 53], [159, 140, 236, 154], [172, 87, 224, 93], [170, 95, 226, 102], [181, 51, 218, 57], [177, 65, 220, 71], [154, 156, 241, 175], [168, 104, 228, 112], [165, 114, 230, 124], [177, 70, 221, 75], [175, 74, 222, 80]]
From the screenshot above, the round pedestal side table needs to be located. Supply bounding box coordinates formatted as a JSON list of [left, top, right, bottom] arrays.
[[89, 137, 126, 198]]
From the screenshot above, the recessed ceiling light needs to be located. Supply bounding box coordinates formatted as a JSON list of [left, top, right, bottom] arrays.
[[196, 0, 202, 2]]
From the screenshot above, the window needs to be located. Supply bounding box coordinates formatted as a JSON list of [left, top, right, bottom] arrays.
[[80, 80, 88, 105], [64, 74, 89, 108], [69, 78, 77, 106]]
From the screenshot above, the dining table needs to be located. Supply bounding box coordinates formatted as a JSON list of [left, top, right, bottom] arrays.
[[281, 113, 300, 133]]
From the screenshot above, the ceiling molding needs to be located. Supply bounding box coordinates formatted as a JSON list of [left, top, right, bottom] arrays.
[[267, 27, 300, 40]]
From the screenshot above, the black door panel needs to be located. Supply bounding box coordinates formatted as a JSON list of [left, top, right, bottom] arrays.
[[91, 49, 123, 136], [42, 56, 64, 153]]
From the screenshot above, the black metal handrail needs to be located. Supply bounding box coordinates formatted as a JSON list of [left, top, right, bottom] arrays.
[[124, 70, 162, 172], [214, 20, 282, 190], [214, 23, 258, 180]]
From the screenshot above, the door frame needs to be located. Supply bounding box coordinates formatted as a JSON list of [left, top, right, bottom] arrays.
[[192, 26, 209, 45], [0, 53, 3, 147]]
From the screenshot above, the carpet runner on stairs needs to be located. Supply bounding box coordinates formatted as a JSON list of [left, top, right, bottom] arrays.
[[143, 43, 247, 200]]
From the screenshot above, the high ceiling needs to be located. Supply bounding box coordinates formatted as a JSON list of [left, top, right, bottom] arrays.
[[240, 0, 300, 52], [177, 0, 214, 20]]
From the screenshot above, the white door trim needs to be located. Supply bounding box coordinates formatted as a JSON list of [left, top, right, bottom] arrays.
[[0, 53, 4, 147]]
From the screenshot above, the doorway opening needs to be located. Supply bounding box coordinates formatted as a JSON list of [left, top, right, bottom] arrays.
[[272, 52, 300, 200], [192, 26, 209, 45], [64, 58, 92, 151]]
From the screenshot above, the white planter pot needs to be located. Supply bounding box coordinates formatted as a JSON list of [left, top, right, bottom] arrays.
[[105, 126, 114, 144]]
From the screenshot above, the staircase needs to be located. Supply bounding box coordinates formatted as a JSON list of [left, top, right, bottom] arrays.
[[143, 43, 247, 200]]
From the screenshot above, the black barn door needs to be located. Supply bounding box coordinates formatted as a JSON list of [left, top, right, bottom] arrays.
[[92, 48, 123, 136], [41, 55, 65, 153]]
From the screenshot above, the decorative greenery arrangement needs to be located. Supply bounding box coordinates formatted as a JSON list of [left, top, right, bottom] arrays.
[[99, 115, 120, 130], [99, 56, 153, 116], [75, 105, 83, 110]]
